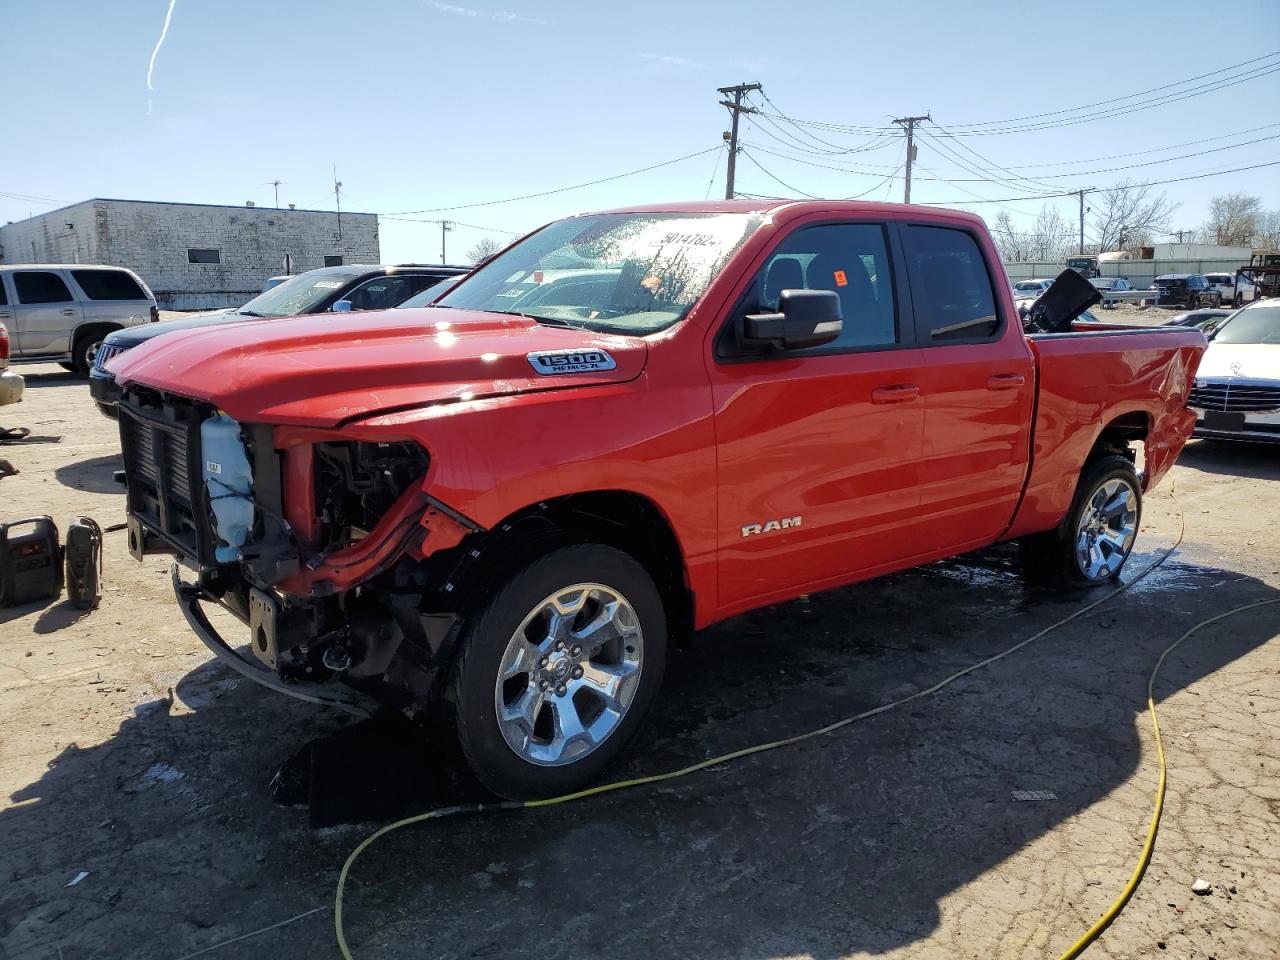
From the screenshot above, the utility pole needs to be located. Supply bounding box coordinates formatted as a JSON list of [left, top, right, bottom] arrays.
[[1071, 187, 1095, 254], [440, 220, 453, 265], [333, 166, 343, 243], [892, 114, 930, 204], [718, 82, 762, 200]]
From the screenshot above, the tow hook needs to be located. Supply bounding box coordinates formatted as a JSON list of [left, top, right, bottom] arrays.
[[323, 639, 354, 672]]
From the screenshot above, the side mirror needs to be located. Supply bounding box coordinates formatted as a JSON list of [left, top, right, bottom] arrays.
[[331, 299, 353, 313], [742, 289, 843, 351]]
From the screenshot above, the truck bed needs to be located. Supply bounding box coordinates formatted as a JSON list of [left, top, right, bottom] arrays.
[[1003, 327, 1206, 540]]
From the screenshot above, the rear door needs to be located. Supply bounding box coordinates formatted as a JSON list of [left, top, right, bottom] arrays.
[[710, 218, 930, 611], [900, 223, 1035, 553], [10, 270, 82, 356]]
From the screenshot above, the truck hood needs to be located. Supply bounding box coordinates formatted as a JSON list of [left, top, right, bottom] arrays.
[[108, 307, 648, 427], [1196, 342, 1280, 382], [106, 308, 239, 348]]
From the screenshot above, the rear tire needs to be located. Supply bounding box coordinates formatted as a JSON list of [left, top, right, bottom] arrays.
[[58, 362, 76, 373], [447, 544, 667, 799], [1021, 454, 1142, 589], [71, 330, 109, 377]]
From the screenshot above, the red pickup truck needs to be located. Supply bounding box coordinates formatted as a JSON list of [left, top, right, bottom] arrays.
[[110, 200, 1205, 799]]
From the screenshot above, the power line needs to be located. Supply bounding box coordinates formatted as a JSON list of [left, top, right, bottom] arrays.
[[383, 146, 720, 215], [754, 54, 1280, 137], [703, 143, 726, 201], [916, 126, 1061, 197], [923, 121, 1062, 192], [755, 90, 897, 156], [947, 50, 1280, 129], [921, 158, 1280, 206], [738, 148, 822, 199], [986, 122, 1280, 169]]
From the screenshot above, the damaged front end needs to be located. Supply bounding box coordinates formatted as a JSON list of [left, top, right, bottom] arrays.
[[118, 386, 482, 714]]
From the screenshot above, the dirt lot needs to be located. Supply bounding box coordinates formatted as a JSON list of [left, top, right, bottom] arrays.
[[2, 364, 1278, 960]]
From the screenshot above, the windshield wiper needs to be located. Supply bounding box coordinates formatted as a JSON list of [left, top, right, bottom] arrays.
[[238, 309, 264, 317]]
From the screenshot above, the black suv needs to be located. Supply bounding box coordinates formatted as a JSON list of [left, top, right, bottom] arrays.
[[1153, 274, 1221, 309], [90, 264, 466, 416]]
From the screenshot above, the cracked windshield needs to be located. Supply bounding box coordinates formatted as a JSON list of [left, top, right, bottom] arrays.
[[437, 212, 762, 333]]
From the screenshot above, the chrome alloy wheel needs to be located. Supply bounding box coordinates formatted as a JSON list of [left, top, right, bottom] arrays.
[[495, 583, 643, 766], [1074, 477, 1139, 581]]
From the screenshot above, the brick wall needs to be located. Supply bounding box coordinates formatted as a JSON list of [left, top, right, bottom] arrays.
[[1, 199, 380, 309]]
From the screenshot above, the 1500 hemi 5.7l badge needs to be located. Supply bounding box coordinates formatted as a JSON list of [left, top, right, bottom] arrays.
[[527, 349, 617, 375]]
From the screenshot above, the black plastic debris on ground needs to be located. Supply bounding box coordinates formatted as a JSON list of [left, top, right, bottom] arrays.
[[271, 712, 465, 828]]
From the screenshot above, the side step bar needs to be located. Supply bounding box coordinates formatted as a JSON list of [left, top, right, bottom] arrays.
[[170, 563, 372, 719]]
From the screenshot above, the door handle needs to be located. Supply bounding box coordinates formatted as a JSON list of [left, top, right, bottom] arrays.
[[987, 373, 1026, 390], [61, 309, 76, 316], [871, 384, 920, 404]]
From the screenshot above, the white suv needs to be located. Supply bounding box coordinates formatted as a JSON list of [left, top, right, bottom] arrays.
[[0, 265, 158, 375], [1204, 272, 1258, 308]]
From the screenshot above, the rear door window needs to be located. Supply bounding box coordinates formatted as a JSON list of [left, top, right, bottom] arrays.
[[903, 226, 1000, 343], [14, 271, 74, 304], [344, 275, 415, 310], [71, 269, 146, 301]]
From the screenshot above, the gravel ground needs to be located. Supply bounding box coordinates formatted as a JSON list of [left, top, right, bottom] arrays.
[[1, 364, 1278, 960]]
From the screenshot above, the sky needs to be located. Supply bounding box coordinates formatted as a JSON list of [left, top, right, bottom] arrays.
[[2, 0, 1279, 265]]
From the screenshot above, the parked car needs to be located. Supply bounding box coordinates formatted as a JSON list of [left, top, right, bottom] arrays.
[[110, 200, 1205, 799], [90, 264, 467, 417], [1188, 300, 1280, 442], [1012, 278, 1055, 297], [1154, 274, 1221, 309], [0, 322, 24, 407], [395, 273, 467, 308], [1090, 278, 1131, 293], [0, 265, 158, 375], [1203, 272, 1258, 308], [1163, 308, 1234, 334]]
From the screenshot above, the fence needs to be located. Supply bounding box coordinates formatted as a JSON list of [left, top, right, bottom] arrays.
[[1002, 258, 1252, 287]]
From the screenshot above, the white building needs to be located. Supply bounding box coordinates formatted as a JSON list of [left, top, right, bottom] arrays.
[[0, 199, 380, 309]]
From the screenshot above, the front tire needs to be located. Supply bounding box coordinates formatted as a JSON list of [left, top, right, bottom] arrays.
[[1233, 292, 1243, 307], [1021, 454, 1142, 588], [448, 544, 667, 799]]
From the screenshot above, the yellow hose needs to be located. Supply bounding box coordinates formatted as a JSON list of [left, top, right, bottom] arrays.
[[333, 492, 1276, 959], [1054, 595, 1280, 959]]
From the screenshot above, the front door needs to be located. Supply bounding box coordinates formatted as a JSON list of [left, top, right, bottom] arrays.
[[900, 223, 1035, 553], [709, 220, 931, 613], [11, 270, 82, 356]]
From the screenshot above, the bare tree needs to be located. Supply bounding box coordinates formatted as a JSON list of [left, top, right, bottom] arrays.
[[464, 236, 504, 265], [992, 204, 1073, 263], [992, 211, 1030, 262], [1204, 193, 1262, 246], [1029, 204, 1073, 262], [1087, 180, 1178, 253], [1255, 209, 1280, 252]]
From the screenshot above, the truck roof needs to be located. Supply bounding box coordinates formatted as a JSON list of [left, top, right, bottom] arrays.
[[585, 198, 988, 228]]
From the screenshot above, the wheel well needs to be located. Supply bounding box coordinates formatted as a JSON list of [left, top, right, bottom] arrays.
[[72, 322, 122, 351], [432, 491, 695, 646], [1087, 411, 1148, 466]]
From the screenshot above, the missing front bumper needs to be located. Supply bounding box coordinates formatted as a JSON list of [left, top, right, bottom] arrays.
[[170, 562, 371, 718]]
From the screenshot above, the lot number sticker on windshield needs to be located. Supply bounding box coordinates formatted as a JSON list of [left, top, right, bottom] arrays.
[[527, 349, 617, 375]]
